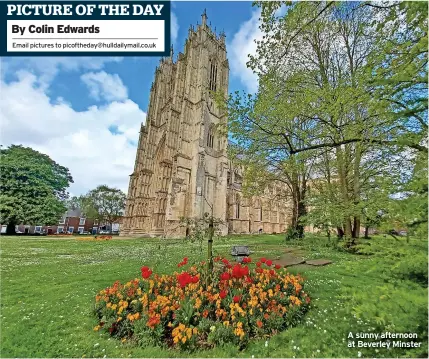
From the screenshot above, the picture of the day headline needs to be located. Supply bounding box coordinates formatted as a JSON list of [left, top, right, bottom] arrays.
[[2, 1, 171, 56]]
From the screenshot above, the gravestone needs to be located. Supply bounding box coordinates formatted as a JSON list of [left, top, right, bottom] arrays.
[[231, 245, 250, 262]]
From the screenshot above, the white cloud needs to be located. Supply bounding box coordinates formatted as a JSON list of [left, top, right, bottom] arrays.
[[228, 10, 262, 93], [0, 71, 145, 195], [171, 12, 179, 44], [81, 71, 128, 102], [2, 57, 123, 87]]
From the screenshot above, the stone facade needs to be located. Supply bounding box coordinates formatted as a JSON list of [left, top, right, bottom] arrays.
[[121, 12, 290, 238]]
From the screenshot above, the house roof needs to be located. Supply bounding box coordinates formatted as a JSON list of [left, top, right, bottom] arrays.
[[64, 208, 83, 218]]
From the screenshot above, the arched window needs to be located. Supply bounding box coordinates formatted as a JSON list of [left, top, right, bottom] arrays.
[[207, 125, 215, 148], [254, 199, 262, 221], [209, 59, 217, 92], [235, 193, 241, 219]]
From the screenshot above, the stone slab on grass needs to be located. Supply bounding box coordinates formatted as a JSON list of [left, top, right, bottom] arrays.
[[305, 259, 333, 266], [275, 256, 306, 267]]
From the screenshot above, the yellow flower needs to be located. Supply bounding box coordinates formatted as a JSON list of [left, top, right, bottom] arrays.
[[194, 297, 202, 309], [223, 321, 230, 327], [93, 325, 100, 331], [181, 336, 187, 344]]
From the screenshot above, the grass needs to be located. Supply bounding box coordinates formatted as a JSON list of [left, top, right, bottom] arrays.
[[0, 233, 427, 358]]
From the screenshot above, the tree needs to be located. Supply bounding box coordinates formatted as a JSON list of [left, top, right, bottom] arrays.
[[85, 185, 126, 230], [225, 1, 427, 242], [66, 195, 99, 219], [0, 145, 73, 234]]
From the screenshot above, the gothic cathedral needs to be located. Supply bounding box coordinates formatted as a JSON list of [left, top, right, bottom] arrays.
[[121, 12, 290, 237]]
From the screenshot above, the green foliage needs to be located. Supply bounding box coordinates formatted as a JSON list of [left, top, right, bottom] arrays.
[[179, 213, 224, 250], [0, 145, 73, 228], [84, 185, 126, 226], [66, 195, 99, 219], [207, 324, 235, 347], [223, 1, 428, 240]]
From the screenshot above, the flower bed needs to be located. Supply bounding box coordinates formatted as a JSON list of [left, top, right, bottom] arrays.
[[93, 256, 310, 350], [77, 235, 112, 241]]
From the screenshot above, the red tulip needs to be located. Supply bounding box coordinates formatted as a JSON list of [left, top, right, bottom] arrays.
[[220, 272, 230, 281], [219, 290, 227, 299]]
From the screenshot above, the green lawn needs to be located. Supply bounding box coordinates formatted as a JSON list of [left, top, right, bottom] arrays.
[[0, 234, 427, 358]]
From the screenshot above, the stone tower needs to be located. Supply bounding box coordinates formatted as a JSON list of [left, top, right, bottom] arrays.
[[121, 11, 230, 237]]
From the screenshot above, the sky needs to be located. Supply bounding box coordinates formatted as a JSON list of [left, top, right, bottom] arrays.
[[0, 1, 263, 196]]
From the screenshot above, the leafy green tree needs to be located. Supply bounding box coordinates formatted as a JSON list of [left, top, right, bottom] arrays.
[[85, 185, 126, 230], [66, 195, 99, 219], [0, 145, 73, 234], [225, 1, 427, 242]]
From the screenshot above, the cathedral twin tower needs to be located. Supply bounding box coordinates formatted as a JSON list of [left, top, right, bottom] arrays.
[[121, 12, 289, 237]]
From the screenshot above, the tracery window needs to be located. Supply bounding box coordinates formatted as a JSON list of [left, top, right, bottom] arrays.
[[235, 193, 241, 219], [209, 60, 217, 92], [207, 125, 215, 148]]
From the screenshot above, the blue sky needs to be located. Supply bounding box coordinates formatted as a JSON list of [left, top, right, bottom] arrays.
[[0, 1, 262, 195]]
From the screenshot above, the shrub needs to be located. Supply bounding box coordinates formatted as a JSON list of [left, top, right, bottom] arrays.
[[93, 257, 310, 350]]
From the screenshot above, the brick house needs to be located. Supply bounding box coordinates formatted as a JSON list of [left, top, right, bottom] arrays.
[[1, 209, 123, 235], [11, 209, 100, 234]]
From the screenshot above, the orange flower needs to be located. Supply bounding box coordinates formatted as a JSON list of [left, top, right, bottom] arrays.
[[256, 320, 263, 328]]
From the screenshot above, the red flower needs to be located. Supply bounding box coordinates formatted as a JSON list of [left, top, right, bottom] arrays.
[[266, 260, 273, 267], [233, 295, 241, 303], [256, 268, 263, 273], [219, 290, 227, 299], [232, 264, 249, 279], [222, 258, 230, 265], [260, 258, 266, 263], [141, 266, 153, 279], [256, 262, 262, 267], [220, 272, 230, 281], [241, 265, 249, 277], [306, 296, 311, 304], [177, 272, 194, 288], [269, 269, 275, 276], [246, 276, 253, 284], [275, 264, 281, 269], [242, 257, 252, 264], [177, 257, 189, 268], [191, 275, 199, 283]]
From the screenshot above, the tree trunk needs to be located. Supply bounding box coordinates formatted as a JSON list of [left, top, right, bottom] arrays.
[[336, 147, 352, 237], [337, 227, 344, 239], [207, 217, 214, 274], [289, 176, 307, 239], [364, 226, 370, 239], [6, 221, 16, 235], [352, 216, 361, 241]]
